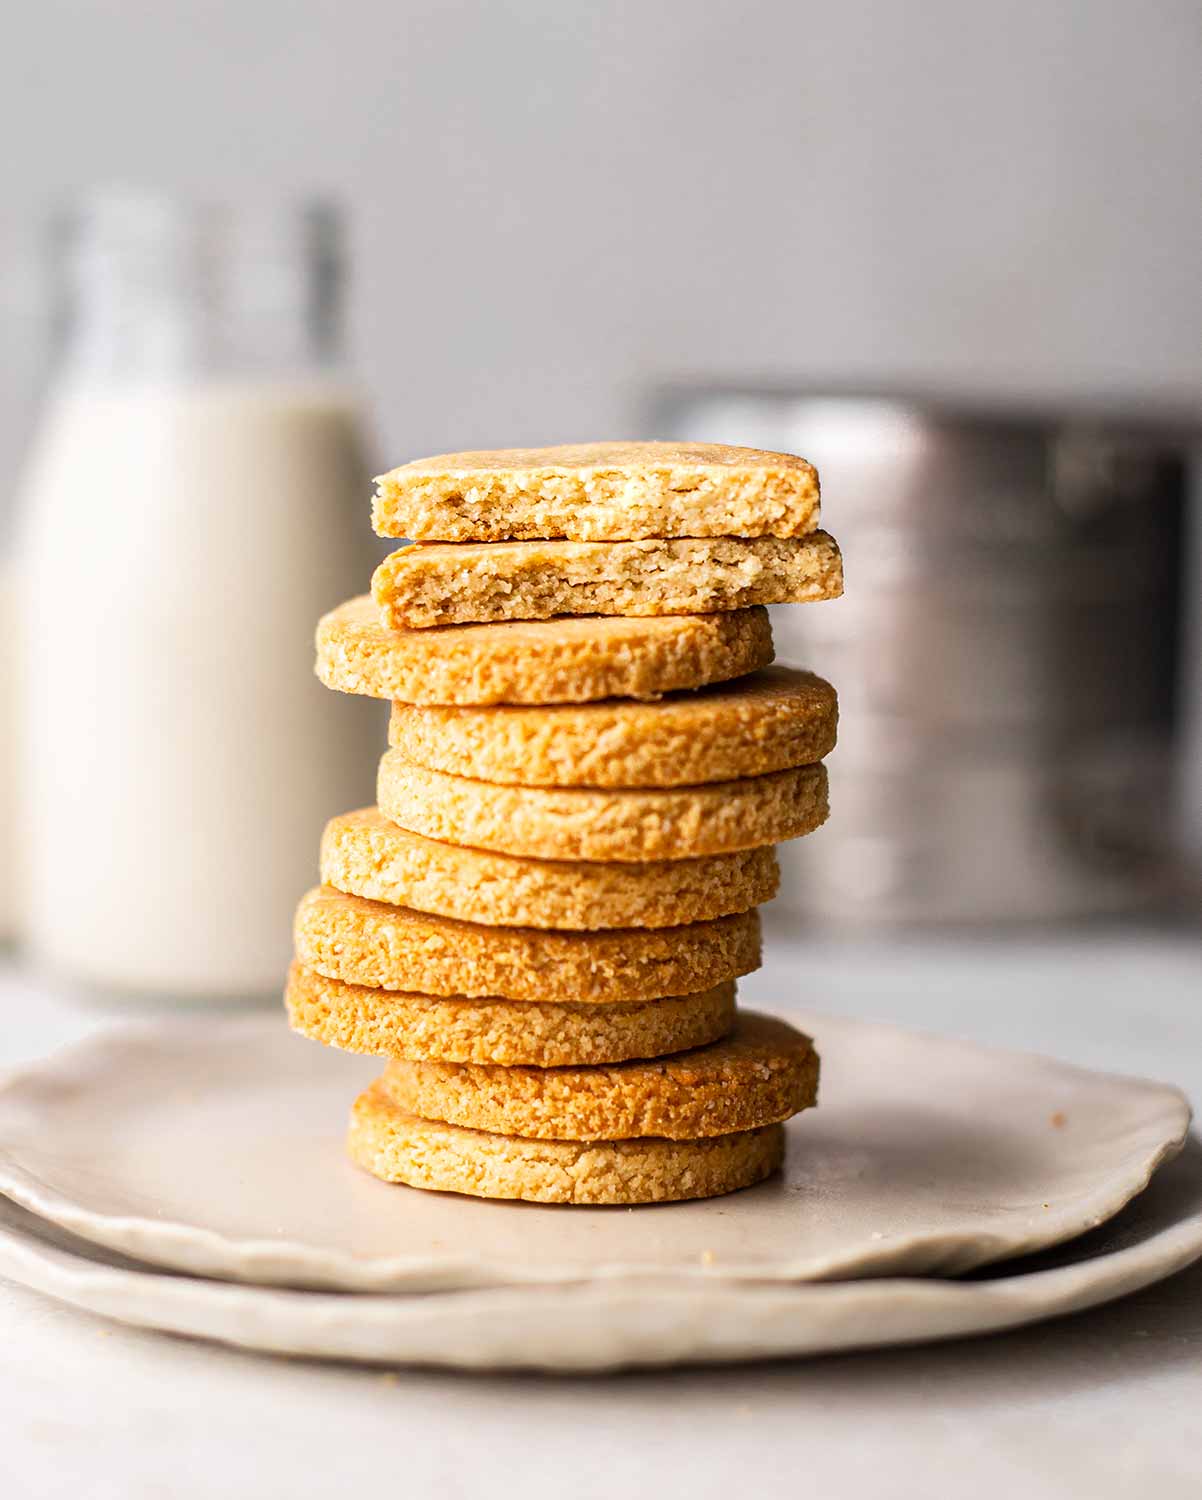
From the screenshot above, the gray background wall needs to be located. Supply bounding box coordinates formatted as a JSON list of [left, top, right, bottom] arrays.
[[2, 0, 1200, 466]]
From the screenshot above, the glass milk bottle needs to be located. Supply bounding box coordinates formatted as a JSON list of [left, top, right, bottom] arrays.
[[13, 194, 380, 1000]]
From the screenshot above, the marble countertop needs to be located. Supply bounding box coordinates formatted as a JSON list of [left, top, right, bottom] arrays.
[[2, 923, 1201, 1499]]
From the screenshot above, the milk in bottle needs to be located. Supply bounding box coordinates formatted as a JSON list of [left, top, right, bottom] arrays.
[[14, 196, 380, 999]]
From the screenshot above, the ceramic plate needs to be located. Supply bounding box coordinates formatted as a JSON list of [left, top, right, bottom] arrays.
[[0, 1014, 1189, 1291], [0, 1139, 1200, 1370]]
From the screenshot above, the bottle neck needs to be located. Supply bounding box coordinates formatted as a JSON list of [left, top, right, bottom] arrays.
[[53, 194, 343, 387]]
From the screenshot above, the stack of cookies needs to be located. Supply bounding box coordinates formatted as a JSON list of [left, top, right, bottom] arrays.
[[287, 442, 843, 1206]]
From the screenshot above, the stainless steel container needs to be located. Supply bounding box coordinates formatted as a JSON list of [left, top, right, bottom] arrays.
[[652, 389, 1186, 926]]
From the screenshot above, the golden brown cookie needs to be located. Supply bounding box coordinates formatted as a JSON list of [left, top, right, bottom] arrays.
[[377, 752, 829, 862], [285, 962, 736, 1067], [371, 533, 843, 630], [388, 666, 837, 788], [349, 1087, 785, 1204], [293, 886, 761, 1001], [379, 1012, 817, 1141], [320, 809, 778, 929], [372, 440, 821, 541], [315, 596, 774, 705]]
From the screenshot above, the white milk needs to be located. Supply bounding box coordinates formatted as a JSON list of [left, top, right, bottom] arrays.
[[14, 379, 380, 998]]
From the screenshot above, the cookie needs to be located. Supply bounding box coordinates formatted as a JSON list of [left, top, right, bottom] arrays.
[[321, 809, 778, 929], [388, 666, 838, 788], [349, 1087, 785, 1204], [377, 752, 829, 862], [378, 1012, 817, 1141], [285, 963, 736, 1067], [371, 533, 843, 630], [315, 596, 774, 705], [372, 440, 821, 542], [293, 886, 761, 1001]]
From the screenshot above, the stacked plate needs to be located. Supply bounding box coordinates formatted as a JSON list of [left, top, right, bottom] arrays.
[[0, 1009, 1196, 1371]]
